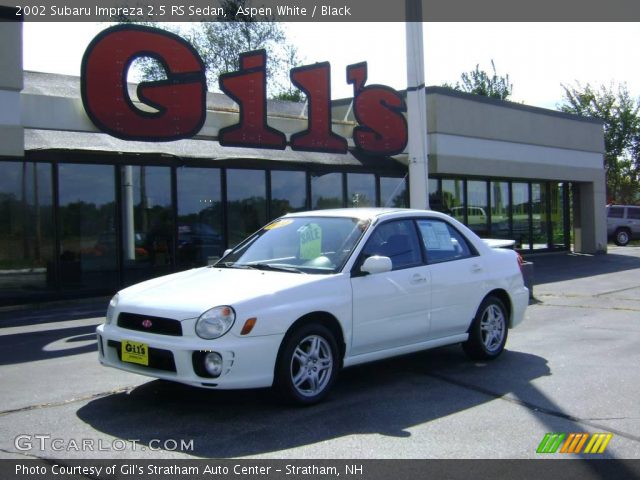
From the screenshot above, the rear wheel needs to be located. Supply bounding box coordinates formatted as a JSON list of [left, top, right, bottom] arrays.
[[274, 323, 339, 405], [463, 296, 508, 360], [614, 228, 631, 246]]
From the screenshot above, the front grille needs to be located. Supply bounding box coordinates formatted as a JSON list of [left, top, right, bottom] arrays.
[[117, 312, 182, 336], [108, 340, 177, 372]]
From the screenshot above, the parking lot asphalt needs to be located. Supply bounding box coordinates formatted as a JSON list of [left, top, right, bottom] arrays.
[[0, 246, 639, 460]]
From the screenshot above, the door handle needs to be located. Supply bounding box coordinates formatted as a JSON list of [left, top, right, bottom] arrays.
[[410, 274, 427, 284], [471, 264, 483, 273]]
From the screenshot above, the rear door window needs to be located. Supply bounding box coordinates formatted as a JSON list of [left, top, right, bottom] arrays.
[[416, 219, 475, 264]]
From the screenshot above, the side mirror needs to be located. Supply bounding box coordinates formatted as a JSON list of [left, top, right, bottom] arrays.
[[361, 255, 392, 275], [222, 248, 233, 258]]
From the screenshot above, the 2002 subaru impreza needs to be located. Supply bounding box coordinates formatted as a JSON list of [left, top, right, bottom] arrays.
[[97, 208, 529, 404]]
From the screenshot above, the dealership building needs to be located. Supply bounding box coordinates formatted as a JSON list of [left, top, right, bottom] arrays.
[[0, 16, 607, 305]]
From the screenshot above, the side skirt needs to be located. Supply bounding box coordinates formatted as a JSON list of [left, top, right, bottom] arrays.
[[342, 334, 469, 368]]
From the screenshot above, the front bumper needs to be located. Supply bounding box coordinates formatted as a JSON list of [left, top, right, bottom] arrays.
[[96, 323, 283, 389]]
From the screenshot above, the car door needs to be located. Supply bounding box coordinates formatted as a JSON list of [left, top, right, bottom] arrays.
[[350, 219, 431, 356], [415, 218, 486, 340], [627, 207, 640, 238], [607, 206, 625, 236]]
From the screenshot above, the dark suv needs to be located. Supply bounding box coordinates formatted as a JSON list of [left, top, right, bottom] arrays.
[[607, 205, 640, 246]]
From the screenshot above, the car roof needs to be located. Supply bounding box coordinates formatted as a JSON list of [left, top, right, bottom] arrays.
[[281, 208, 492, 255], [282, 208, 453, 222]]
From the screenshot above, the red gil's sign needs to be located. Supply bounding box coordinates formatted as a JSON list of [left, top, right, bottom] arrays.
[[81, 25, 408, 156]]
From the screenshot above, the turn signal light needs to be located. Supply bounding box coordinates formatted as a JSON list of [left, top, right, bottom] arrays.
[[240, 317, 257, 335]]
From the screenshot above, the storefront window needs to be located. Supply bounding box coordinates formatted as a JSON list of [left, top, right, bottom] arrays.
[[532, 182, 549, 249], [177, 167, 223, 268], [270, 170, 307, 218], [490, 181, 510, 238], [441, 179, 465, 221], [58, 163, 118, 290], [380, 176, 407, 208], [551, 182, 566, 249], [512, 182, 530, 249], [347, 173, 375, 207], [120, 166, 173, 285], [227, 169, 266, 247], [467, 180, 489, 237], [0, 161, 55, 301], [428, 178, 442, 211], [311, 172, 343, 209]]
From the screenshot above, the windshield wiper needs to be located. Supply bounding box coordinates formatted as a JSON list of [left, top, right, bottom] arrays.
[[241, 263, 305, 274], [210, 262, 246, 269]]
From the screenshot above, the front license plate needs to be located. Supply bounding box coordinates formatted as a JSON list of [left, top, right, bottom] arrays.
[[121, 340, 149, 366]]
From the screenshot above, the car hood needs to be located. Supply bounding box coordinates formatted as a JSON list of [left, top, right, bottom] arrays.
[[117, 267, 326, 320]]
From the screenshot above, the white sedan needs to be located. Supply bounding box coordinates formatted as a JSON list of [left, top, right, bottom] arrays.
[[97, 208, 528, 404]]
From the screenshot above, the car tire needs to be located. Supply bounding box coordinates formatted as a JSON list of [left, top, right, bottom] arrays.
[[274, 323, 339, 405], [462, 296, 509, 360], [614, 228, 631, 247]]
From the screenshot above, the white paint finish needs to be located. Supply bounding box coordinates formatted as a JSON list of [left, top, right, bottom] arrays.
[[0, 90, 21, 126], [351, 263, 431, 355], [430, 133, 603, 170], [97, 209, 528, 392]]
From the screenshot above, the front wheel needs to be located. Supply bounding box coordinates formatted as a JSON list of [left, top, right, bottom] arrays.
[[274, 323, 339, 405], [462, 296, 509, 360]]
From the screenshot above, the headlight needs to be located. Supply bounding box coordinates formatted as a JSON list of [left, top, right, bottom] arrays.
[[195, 306, 235, 339], [105, 293, 119, 325]]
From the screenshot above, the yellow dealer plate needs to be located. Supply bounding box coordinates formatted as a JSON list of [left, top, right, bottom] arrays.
[[121, 340, 149, 366]]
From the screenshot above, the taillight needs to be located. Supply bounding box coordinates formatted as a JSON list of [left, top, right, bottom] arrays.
[[515, 251, 524, 274]]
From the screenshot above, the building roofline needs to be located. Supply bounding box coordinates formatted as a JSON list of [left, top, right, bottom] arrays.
[[333, 86, 604, 126]]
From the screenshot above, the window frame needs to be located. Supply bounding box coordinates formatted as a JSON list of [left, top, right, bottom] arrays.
[[626, 207, 640, 220], [608, 206, 625, 218], [351, 218, 425, 276], [415, 217, 479, 265]]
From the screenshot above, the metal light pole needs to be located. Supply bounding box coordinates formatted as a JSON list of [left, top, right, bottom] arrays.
[[405, 0, 430, 209]]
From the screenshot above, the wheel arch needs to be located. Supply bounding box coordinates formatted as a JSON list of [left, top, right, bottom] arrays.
[[274, 311, 346, 381], [482, 289, 513, 328]]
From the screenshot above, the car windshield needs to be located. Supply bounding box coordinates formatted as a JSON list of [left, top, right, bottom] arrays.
[[216, 216, 371, 274]]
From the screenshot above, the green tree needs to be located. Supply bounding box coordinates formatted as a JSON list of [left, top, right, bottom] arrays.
[[559, 83, 640, 203], [444, 60, 513, 100], [123, 0, 302, 98]]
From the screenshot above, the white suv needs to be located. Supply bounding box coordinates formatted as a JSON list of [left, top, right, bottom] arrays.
[[607, 205, 640, 246]]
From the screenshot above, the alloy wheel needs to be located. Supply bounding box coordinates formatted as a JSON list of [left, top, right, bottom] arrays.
[[480, 304, 506, 353], [289, 334, 334, 398]]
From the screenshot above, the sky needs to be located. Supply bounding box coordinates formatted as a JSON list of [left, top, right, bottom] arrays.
[[22, 22, 640, 110]]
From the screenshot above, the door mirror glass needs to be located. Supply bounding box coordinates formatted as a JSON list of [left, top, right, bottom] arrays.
[[361, 255, 392, 275]]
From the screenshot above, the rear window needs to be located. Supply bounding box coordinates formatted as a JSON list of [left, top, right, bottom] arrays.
[[608, 207, 624, 218]]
